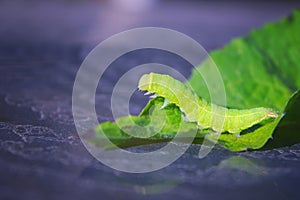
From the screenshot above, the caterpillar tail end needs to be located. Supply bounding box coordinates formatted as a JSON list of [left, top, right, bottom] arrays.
[[267, 109, 279, 118], [138, 74, 151, 91]]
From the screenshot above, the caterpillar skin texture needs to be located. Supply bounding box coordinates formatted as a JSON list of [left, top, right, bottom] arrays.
[[138, 73, 278, 134]]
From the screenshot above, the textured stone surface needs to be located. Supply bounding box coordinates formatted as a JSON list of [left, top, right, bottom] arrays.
[[1, 1, 300, 200]]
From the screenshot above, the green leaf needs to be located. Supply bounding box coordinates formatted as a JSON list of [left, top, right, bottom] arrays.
[[188, 30, 296, 110], [202, 91, 299, 152], [92, 10, 300, 152], [262, 91, 300, 150], [93, 97, 205, 149], [188, 10, 300, 150]]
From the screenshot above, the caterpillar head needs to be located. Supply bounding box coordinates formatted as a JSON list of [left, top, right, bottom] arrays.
[[138, 74, 151, 91]]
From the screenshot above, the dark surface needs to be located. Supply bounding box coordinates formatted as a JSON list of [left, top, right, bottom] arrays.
[[1, 1, 300, 200]]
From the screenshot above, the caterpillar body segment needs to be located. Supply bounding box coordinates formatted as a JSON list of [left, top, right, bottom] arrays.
[[138, 73, 278, 135]]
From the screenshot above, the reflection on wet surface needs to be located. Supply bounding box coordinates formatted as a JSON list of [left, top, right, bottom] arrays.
[[1, 1, 300, 200], [1, 78, 300, 199]]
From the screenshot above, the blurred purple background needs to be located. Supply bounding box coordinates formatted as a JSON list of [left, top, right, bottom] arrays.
[[1, 1, 300, 200], [1, 0, 299, 50]]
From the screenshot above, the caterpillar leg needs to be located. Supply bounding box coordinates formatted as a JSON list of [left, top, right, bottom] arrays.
[[182, 113, 189, 122], [160, 98, 170, 109], [234, 132, 241, 138], [196, 125, 203, 130]]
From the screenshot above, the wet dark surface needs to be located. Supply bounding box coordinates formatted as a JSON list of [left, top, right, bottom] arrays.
[[1, 1, 300, 200]]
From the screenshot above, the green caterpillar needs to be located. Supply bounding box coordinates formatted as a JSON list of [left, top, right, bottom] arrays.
[[138, 73, 278, 135]]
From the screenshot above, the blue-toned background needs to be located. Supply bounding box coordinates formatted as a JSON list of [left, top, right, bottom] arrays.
[[0, 1, 300, 199]]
